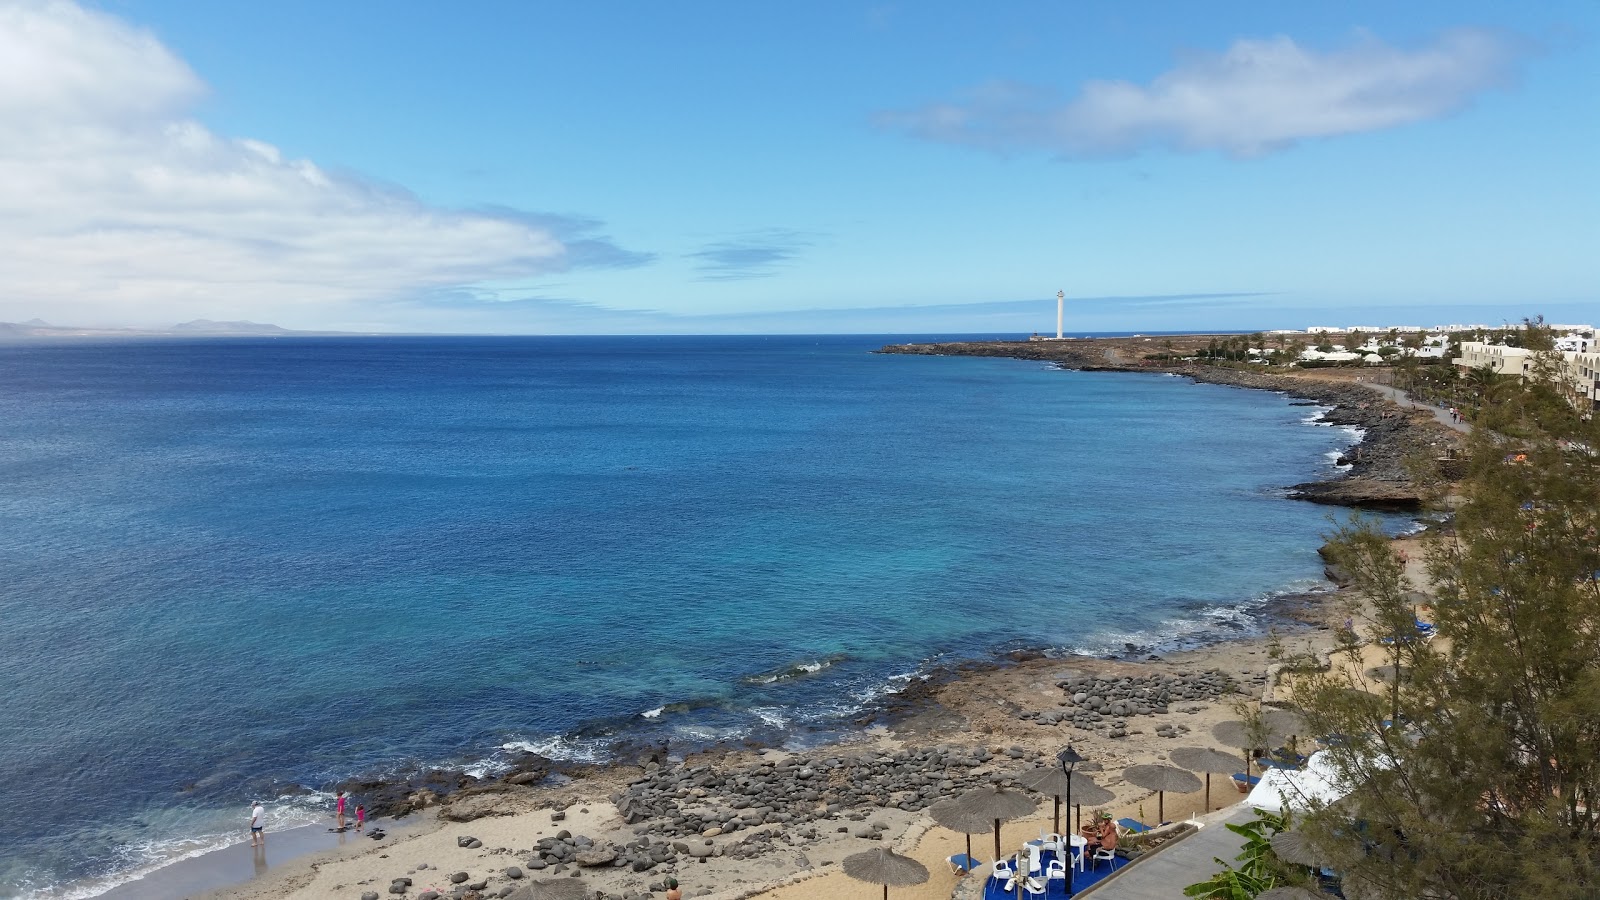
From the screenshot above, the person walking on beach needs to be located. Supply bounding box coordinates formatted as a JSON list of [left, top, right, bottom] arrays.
[[336, 791, 347, 829], [355, 805, 366, 832], [664, 877, 682, 900], [249, 801, 266, 846]]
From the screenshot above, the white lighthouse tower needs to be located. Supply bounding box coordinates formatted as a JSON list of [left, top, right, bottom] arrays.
[[1056, 290, 1065, 339]]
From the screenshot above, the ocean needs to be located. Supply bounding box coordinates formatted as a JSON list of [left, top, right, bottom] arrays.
[[0, 335, 1390, 897]]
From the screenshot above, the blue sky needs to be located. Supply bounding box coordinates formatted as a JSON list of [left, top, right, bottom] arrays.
[[1, 1, 1595, 333]]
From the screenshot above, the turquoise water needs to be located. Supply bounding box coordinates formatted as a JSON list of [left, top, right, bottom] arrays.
[[0, 335, 1378, 897]]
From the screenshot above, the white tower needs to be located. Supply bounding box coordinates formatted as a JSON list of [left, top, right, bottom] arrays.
[[1056, 290, 1064, 339]]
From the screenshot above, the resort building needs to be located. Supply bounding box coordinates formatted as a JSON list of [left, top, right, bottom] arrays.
[[1456, 341, 1600, 412], [1456, 342, 1534, 377], [1568, 350, 1600, 411]]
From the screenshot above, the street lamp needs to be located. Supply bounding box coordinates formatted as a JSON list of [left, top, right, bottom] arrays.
[[1058, 745, 1086, 896]]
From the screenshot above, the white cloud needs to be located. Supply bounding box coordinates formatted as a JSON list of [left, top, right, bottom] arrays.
[[877, 29, 1525, 158], [0, 0, 630, 325]]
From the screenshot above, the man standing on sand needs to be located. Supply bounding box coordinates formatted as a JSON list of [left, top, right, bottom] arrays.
[[249, 801, 266, 846]]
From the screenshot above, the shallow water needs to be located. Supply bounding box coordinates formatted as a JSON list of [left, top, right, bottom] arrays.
[[0, 335, 1389, 897]]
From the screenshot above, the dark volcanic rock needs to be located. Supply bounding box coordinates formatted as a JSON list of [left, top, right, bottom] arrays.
[[1288, 478, 1423, 510]]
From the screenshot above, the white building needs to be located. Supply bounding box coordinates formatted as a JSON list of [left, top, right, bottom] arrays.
[[1456, 342, 1534, 377], [1564, 350, 1600, 411], [1457, 341, 1600, 412]]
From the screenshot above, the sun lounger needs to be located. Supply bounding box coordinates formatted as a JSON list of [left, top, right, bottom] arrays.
[[1116, 817, 1152, 835], [947, 853, 981, 874]]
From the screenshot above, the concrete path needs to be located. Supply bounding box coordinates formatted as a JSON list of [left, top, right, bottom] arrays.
[[1358, 382, 1472, 434], [1079, 806, 1259, 899]]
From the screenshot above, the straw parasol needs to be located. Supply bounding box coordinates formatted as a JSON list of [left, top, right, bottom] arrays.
[[1012, 766, 1113, 835], [946, 783, 1038, 861], [508, 878, 590, 900], [1214, 709, 1309, 777], [1270, 830, 1337, 868], [841, 846, 930, 900], [1067, 771, 1113, 834], [927, 797, 992, 868], [1122, 764, 1201, 824], [1257, 887, 1325, 900], [1168, 746, 1243, 812]]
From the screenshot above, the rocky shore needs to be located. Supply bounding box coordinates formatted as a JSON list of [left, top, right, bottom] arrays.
[[204, 644, 1322, 900], [878, 340, 1463, 510]]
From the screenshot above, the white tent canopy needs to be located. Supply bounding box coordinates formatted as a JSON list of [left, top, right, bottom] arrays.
[[1245, 751, 1358, 814]]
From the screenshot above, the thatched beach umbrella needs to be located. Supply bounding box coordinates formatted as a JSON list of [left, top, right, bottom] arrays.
[[1169, 746, 1243, 812], [947, 783, 1037, 861], [1215, 710, 1308, 778], [1013, 767, 1113, 835], [1123, 764, 1201, 824], [509, 878, 590, 900], [1212, 720, 1260, 778], [841, 846, 929, 900], [1270, 830, 1336, 868], [1264, 708, 1309, 750], [1068, 771, 1113, 834], [927, 797, 992, 868]]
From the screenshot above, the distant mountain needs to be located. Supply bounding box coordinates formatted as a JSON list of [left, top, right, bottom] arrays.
[[0, 319, 352, 341], [168, 319, 297, 335]]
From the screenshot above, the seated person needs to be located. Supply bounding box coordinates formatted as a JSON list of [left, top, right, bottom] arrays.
[[1081, 811, 1119, 853]]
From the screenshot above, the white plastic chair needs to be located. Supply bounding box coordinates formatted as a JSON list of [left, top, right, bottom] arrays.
[[990, 859, 1015, 885], [1023, 875, 1049, 898], [1092, 846, 1117, 871], [1044, 858, 1067, 884]]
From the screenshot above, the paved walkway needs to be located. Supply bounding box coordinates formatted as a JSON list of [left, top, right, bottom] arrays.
[[1079, 806, 1259, 899], [1358, 382, 1472, 434]]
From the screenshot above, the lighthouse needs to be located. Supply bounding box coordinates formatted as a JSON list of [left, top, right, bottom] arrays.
[[1056, 290, 1064, 339]]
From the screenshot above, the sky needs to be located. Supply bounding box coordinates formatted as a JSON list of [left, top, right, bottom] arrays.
[[0, 0, 1596, 334]]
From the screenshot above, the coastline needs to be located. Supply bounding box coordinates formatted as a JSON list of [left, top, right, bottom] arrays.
[[55, 340, 1458, 900], [178, 571, 1394, 900]]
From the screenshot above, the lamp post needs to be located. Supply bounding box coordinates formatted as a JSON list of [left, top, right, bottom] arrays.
[[1058, 745, 1085, 896]]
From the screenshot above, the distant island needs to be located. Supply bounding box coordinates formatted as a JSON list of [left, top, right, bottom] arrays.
[[0, 319, 353, 341]]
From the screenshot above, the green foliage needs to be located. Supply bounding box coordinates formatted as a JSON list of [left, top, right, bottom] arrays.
[[1182, 808, 1298, 899], [1288, 374, 1600, 899]]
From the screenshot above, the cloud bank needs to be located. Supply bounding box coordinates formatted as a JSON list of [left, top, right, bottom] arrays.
[[877, 29, 1525, 157], [0, 0, 635, 324], [688, 230, 813, 281]]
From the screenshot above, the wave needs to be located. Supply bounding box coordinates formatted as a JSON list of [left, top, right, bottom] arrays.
[[20, 792, 330, 900], [739, 653, 847, 685]]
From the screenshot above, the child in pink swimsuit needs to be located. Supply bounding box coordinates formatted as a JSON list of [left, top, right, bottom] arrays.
[[356, 805, 366, 831]]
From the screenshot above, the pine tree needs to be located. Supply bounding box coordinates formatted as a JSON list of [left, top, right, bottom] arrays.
[[1289, 372, 1600, 898]]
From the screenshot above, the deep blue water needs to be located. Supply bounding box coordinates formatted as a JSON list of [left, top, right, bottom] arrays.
[[0, 335, 1380, 897]]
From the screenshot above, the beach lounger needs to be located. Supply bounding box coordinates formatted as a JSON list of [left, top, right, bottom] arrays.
[[1116, 817, 1152, 835], [1233, 772, 1262, 791], [947, 853, 982, 874]]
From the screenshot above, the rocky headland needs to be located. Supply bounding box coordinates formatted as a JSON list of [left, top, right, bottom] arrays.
[[877, 339, 1464, 510]]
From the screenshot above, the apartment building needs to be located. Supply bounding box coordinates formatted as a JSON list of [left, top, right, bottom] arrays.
[[1456, 342, 1600, 412]]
